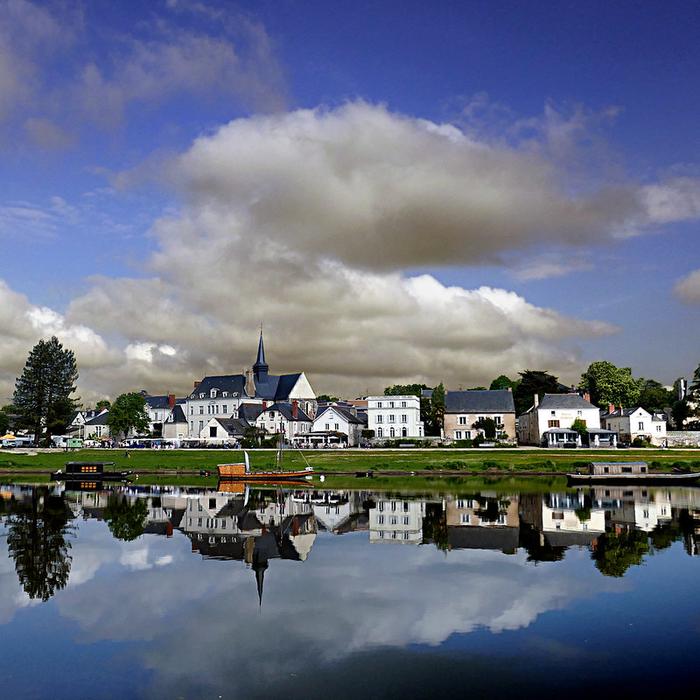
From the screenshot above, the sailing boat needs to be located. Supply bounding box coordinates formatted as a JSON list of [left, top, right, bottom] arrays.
[[217, 449, 313, 482]]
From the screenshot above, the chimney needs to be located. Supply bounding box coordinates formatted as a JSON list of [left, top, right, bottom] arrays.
[[193, 380, 201, 390], [583, 391, 591, 403], [619, 404, 623, 414], [262, 400, 267, 410], [168, 394, 176, 409], [533, 394, 539, 408], [292, 400, 298, 419], [608, 403, 615, 415]]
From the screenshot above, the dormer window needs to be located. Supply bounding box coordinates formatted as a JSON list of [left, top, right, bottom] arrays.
[[199, 393, 205, 399], [233, 392, 239, 397], [210, 389, 217, 398], [222, 391, 228, 397]]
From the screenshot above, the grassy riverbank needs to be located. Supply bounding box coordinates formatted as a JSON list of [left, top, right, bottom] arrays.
[[1, 447, 699, 476]]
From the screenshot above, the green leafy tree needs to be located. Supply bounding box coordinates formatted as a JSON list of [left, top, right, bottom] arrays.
[[473, 417, 497, 439], [107, 392, 150, 439], [690, 363, 700, 397], [570, 417, 588, 440], [316, 394, 339, 402], [6, 488, 74, 601], [13, 336, 79, 446], [514, 370, 561, 416], [104, 496, 148, 542], [637, 379, 674, 414], [579, 361, 641, 408], [592, 529, 650, 577], [0, 409, 9, 435], [383, 384, 428, 397], [489, 375, 518, 391], [95, 399, 111, 411]]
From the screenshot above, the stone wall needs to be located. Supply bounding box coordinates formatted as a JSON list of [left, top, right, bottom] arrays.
[[665, 431, 700, 447]]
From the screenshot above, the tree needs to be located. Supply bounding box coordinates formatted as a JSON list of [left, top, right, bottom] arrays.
[[637, 379, 674, 414], [107, 392, 150, 439], [13, 337, 79, 446], [473, 417, 497, 439], [383, 384, 428, 397], [95, 399, 111, 411], [6, 487, 74, 601], [570, 418, 588, 440], [671, 400, 690, 429], [103, 495, 148, 541], [579, 361, 641, 408], [514, 370, 561, 416], [0, 409, 9, 435], [316, 394, 339, 403], [427, 382, 445, 436], [690, 363, 700, 397], [489, 375, 518, 391], [592, 529, 650, 577]]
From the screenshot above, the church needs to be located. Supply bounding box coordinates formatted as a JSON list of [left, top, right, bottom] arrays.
[[184, 332, 317, 439]]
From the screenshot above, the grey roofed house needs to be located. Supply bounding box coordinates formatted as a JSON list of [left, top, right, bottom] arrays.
[[144, 394, 172, 409], [317, 405, 365, 425], [445, 389, 515, 413], [215, 417, 251, 437], [84, 410, 110, 426], [168, 405, 187, 424], [602, 407, 666, 421], [260, 402, 312, 422], [537, 393, 596, 410], [238, 403, 264, 423]]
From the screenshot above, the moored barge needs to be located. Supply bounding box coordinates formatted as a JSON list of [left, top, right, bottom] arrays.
[[567, 461, 700, 485]]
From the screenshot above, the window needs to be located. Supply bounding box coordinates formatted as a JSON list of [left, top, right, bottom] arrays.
[[656, 425, 662, 432], [377, 401, 382, 408], [390, 516, 397, 525], [200, 392, 205, 399], [455, 431, 462, 439], [377, 427, 383, 437], [376, 415, 383, 424], [190, 406, 193, 415], [548, 420, 560, 428], [334, 423, 339, 430], [403, 502, 409, 511], [223, 391, 228, 397], [199, 406, 204, 415], [378, 502, 384, 512], [550, 410, 556, 416], [577, 410, 582, 416], [222, 405, 228, 414], [389, 401, 395, 408], [461, 514, 470, 524], [210, 389, 217, 398], [378, 515, 384, 524], [459, 416, 467, 425], [552, 512, 564, 520], [401, 414, 407, 423], [388, 414, 395, 423], [402, 427, 407, 437], [209, 426, 217, 438], [325, 423, 330, 430], [638, 421, 644, 430], [199, 421, 204, 431], [401, 401, 406, 408], [403, 516, 409, 525], [494, 416, 503, 426], [390, 427, 395, 437], [209, 498, 217, 509]]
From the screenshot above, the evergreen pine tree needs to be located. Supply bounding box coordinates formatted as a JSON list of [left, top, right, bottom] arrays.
[[13, 337, 79, 446]]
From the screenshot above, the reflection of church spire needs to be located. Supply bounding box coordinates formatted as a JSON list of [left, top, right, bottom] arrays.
[[253, 559, 267, 607], [253, 326, 269, 382]]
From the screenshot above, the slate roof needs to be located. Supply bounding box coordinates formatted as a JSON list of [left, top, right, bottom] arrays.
[[260, 402, 312, 422], [445, 389, 515, 414], [145, 395, 171, 409], [602, 407, 665, 421], [316, 405, 365, 425], [447, 526, 519, 553], [85, 410, 110, 426], [538, 393, 596, 410], [188, 372, 304, 402], [215, 417, 251, 436], [167, 405, 187, 423], [238, 403, 264, 423]]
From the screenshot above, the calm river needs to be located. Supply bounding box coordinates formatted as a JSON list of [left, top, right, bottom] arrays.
[[1, 481, 699, 698]]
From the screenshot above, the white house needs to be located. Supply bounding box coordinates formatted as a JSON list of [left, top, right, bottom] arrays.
[[144, 393, 179, 437], [309, 405, 367, 446], [254, 401, 313, 442], [518, 393, 617, 447], [185, 331, 316, 439], [163, 405, 188, 441], [366, 395, 423, 439], [83, 409, 111, 440], [601, 406, 667, 446], [369, 497, 426, 544]]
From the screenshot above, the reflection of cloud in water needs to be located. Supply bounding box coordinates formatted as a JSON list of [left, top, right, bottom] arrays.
[[50, 527, 621, 698]]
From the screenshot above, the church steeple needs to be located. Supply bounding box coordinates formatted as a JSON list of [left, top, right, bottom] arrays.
[[253, 326, 269, 382]]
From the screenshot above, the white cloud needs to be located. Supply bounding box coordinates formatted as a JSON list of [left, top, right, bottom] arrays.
[[674, 269, 700, 304]]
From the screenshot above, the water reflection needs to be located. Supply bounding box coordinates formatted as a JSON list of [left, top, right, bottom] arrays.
[[2, 482, 700, 603], [1, 482, 700, 697]]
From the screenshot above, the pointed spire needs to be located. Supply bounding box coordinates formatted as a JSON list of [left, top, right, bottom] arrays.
[[253, 325, 269, 382], [253, 560, 267, 607]]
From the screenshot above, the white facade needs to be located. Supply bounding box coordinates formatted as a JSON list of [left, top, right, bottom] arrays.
[[369, 498, 426, 544], [366, 395, 423, 439], [254, 405, 312, 441], [602, 407, 667, 446], [518, 394, 600, 445], [311, 406, 364, 446]]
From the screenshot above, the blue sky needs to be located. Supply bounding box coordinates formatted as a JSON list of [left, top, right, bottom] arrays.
[[1, 0, 699, 399]]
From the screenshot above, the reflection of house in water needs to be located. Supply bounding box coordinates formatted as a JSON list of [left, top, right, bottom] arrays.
[[181, 491, 317, 604], [445, 495, 520, 554], [305, 491, 368, 535], [591, 487, 672, 532], [369, 497, 426, 544]]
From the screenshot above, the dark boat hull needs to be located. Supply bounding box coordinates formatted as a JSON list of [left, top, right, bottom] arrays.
[[567, 472, 700, 485], [51, 471, 133, 482]]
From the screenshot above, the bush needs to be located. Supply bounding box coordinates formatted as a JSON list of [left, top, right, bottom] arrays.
[[631, 437, 651, 448]]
